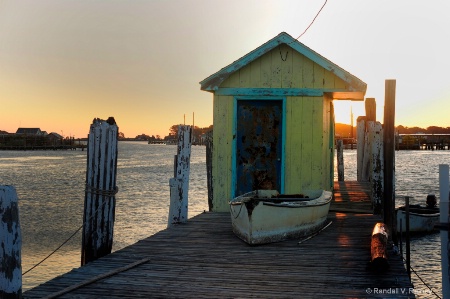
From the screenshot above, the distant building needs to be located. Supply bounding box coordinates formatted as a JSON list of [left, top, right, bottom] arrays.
[[47, 132, 63, 145], [15, 128, 44, 136]]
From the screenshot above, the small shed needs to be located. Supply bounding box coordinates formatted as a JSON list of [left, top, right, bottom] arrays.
[[200, 32, 366, 212]]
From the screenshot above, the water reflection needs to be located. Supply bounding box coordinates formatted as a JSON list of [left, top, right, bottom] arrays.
[[0, 142, 208, 290]]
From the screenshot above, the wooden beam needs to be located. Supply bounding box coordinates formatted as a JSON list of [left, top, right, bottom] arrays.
[[365, 98, 376, 122], [383, 80, 396, 240]]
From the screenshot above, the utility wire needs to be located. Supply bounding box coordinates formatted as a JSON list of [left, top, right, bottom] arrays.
[[295, 0, 328, 41]]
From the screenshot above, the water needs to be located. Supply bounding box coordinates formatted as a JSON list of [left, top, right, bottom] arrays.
[[0, 144, 448, 298], [0, 142, 208, 291]]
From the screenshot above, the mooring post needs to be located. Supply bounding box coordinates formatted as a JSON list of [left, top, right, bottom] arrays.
[[168, 125, 192, 227], [81, 117, 118, 266], [336, 139, 344, 181], [356, 116, 366, 182], [0, 185, 22, 299], [205, 130, 213, 211], [383, 79, 396, 241], [439, 164, 449, 298], [369, 121, 383, 214]]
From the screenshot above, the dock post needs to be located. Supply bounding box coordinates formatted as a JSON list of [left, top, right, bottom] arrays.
[[168, 125, 192, 227], [383, 79, 396, 241], [356, 116, 366, 181], [337, 139, 344, 181], [205, 130, 213, 211], [0, 186, 22, 299], [439, 164, 449, 298], [81, 117, 118, 266], [369, 121, 383, 214]]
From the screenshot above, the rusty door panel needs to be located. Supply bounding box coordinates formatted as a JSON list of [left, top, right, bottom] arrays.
[[235, 100, 282, 196]]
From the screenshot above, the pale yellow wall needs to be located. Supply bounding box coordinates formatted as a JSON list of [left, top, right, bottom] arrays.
[[212, 95, 234, 212], [221, 45, 348, 89]]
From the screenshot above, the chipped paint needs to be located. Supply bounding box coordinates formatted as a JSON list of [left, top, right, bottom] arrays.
[[81, 118, 118, 265], [235, 100, 282, 196], [0, 185, 22, 296]]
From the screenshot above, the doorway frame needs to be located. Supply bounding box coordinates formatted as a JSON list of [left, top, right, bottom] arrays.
[[231, 96, 286, 198]]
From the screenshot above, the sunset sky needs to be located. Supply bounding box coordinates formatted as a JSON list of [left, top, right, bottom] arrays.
[[1, 0, 449, 138]]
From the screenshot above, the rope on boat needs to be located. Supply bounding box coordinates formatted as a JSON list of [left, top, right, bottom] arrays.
[[22, 186, 118, 276], [230, 202, 244, 219]]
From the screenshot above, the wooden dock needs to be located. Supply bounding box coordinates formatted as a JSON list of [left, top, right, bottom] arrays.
[[24, 181, 414, 298]]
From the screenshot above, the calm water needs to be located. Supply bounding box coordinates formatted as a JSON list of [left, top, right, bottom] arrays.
[[0, 143, 448, 298]]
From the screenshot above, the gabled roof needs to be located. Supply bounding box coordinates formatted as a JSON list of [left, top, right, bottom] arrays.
[[200, 32, 366, 100], [48, 132, 63, 139], [16, 128, 42, 135]]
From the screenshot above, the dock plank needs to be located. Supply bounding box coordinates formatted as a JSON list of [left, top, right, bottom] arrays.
[[24, 181, 413, 298]]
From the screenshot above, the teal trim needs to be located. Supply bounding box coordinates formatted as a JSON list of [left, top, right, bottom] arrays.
[[231, 98, 237, 198], [200, 32, 367, 93], [215, 88, 355, 97], [231, 96, 286, 198]]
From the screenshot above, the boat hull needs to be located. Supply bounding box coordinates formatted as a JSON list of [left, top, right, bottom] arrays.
[[229, 190, 332, 245], [396, 207, 439, 233]]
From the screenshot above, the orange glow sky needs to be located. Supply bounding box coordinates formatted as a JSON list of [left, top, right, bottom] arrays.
[[1, 1, 449, 138]]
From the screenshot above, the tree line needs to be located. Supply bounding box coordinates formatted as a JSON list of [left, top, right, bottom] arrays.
[[335, 123, 450, 138], [119, 124, 213, 142]]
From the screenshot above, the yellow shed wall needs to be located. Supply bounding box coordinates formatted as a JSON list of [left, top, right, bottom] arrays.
[[212, 45, 340, 211]]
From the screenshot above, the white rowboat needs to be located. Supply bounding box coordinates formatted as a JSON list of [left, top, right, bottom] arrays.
[[229, 190, 332, 245], [396, 205, 439, 233]]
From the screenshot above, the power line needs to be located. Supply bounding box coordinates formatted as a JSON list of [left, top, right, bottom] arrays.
[[295, 0, 328, 41]]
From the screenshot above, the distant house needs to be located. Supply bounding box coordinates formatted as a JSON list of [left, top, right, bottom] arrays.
[[47, 132, 63, 145], [15, 128, 44, 136], [0, 130, 10, 136]]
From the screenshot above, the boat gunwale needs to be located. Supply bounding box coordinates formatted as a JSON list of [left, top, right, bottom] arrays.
[[262, 197, 331, 208]]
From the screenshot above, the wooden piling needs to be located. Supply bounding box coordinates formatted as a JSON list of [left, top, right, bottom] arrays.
[[369, 121, 383, 214], [365, 98, 376, 122], [439, 164, 449, 297], [81, 117, 118, 266], [337, 139, 344, 181], [356, 116, 366, 182], [168, 125, 192, 226], [383, 80, 396, 240], [0, 185, 22, 299], [205, 130, 213, 211]]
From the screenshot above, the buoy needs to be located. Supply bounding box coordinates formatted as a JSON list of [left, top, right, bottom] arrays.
[[426, 194, 437, 208]]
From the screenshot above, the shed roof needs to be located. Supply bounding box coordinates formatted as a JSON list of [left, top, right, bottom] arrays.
[[200, 32, 367, 100]]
